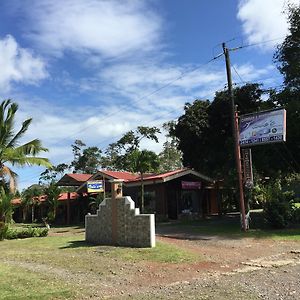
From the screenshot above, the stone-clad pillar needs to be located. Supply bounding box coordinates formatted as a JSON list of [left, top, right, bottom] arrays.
[[110, 179, 124, 244]]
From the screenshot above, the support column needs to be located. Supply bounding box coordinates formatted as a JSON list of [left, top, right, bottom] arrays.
[[110, 179, 124, 245]]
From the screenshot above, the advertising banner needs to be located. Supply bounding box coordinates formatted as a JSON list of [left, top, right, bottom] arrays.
[[181, 181, 201, 190], [239, 109, 286, 147], [87, 180, 104, 193]]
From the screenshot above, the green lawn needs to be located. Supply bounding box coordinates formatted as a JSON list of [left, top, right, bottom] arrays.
[[0, 232, 202, 299], [159, 213, 300, 241], [0, 263, 74, 300]]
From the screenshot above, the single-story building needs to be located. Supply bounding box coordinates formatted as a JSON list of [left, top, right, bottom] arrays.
[[12, 168, 228, 224], [79, 168, 220, 220]]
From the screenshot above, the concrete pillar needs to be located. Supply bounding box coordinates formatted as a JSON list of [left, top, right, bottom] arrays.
[[110, 179, 124, 244]]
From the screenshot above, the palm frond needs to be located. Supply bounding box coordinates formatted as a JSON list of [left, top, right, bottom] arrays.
[[0, 165, 17, 193], [7, 118, 32, 148], [0, 100, 17, 149], [4, 155, 52, 168], [15, 139, 49, 156]]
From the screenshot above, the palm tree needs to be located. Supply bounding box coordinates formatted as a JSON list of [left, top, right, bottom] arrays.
[[0, 188, 13, 240], [129, 149, 159, 213], [44, 182, 61, 223], [21, 185, 43, 223], [0, 99, 52, 191]]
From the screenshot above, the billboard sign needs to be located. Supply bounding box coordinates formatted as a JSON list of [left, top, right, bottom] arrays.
[[181, 181, 201, 190], [87, 180, 104, 193], [239, 109, 286, 147]]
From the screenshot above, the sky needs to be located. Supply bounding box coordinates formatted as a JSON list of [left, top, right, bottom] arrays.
[[0, 0, 298, 190]]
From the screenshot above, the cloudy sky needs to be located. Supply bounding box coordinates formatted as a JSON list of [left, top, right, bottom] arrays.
[[0, 0, 297, 190]]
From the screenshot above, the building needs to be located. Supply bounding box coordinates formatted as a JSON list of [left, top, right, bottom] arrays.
[[79, 168, 219, 220]]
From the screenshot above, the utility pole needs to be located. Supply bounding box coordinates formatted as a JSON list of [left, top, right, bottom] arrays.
[[222, 42, 247, 231]]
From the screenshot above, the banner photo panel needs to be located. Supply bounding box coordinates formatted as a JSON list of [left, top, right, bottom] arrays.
[[239, 109, 286, 147]]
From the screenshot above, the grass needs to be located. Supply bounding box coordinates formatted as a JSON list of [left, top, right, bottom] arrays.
[[0, 231, 202, 299], [104, 241, 202, 263], [0, 263, 74, 300], [160, 212, 300, 241]]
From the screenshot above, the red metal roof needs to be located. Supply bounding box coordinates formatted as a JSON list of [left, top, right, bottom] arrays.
[[65, 173, 92, 182], [11, 192, 81, 206], [99, 170, 139, 181], [127, 169, 188, 182]]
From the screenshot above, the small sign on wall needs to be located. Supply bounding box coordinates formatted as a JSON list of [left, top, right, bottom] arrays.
[[87, 180, 104, 193], [181, 181, 201, 189]]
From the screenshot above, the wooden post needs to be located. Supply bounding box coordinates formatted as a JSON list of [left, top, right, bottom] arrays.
[[67, 192, 71, 225]]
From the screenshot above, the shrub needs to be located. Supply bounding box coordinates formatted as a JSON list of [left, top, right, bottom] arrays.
[[0, 222, 9, 240], [264, 199, 293, 228], [5, 226, 49, 240], [291, 206, 300, 224], [263, 179, 295, 228]]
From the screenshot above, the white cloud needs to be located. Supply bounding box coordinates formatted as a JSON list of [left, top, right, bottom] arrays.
[[232, 64, 276, 83], [0, 35, 47, 91], [237, 0, 299, 49], [13, 0, 162, 59]]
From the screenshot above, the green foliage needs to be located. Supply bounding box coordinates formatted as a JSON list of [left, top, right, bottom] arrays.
[[0, 222, 8, 240], [0, 188, 13, 224], [5, 226, 48, 239], [103, 126, 160, 170], [263, 180, 295, 228], [0, 99, 51, 191], [158, 122, 182, 172], [44, 183, 62, 222], [39, 163, 69, 184], [21, 184, 43, 223], [129, 149, 160, 212], [173, 84, 273, 182], [71, 140, 102, 174], [274, 4, 300, 90]]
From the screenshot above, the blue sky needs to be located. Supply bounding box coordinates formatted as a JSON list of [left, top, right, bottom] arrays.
[[0, 0, 297, 190]]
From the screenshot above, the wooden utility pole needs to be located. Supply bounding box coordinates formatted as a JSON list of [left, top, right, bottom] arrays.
[[222, 43, 247, 231]]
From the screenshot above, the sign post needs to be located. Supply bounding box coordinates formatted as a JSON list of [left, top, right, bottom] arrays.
[[242, 148, 253, 189]]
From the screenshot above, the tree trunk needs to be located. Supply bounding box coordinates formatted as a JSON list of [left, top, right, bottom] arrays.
[[31, 205, 34, 223]]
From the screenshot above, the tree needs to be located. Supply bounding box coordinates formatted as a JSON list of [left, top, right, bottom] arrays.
[[21, 185, 43, 223], [0, 188, 13, 240], [272, 4, 300, 173], [158, 122, 182, 172], [39, 163, 69, 185], [44, 182, 62, 223], [103, 126, 160, 212], [128, 149, 159, 213], [274, 4, 300, 91], [0, 100, 51, 191], [70, 140, 102, 174], [103, 126, 161, 171], [172, 84, 274, 182]]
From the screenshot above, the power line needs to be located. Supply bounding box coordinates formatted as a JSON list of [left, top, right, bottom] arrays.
[[41, 55, 223, 149]]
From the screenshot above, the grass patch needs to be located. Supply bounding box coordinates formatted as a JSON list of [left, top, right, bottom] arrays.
[[160, 213, 300, 241], [0, 263, 74, 300], [101, 241, 202, 263]]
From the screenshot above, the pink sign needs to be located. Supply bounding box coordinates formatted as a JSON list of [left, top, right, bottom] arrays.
[[181, 181, 201, 189]]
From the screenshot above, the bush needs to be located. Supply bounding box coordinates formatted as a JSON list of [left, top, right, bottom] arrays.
[[291, 206, 300, 224], [264, 199, 293, 228], [5, 226, 49, 240], [0, 222, 9, 240], [263, 179, 295, 228]]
